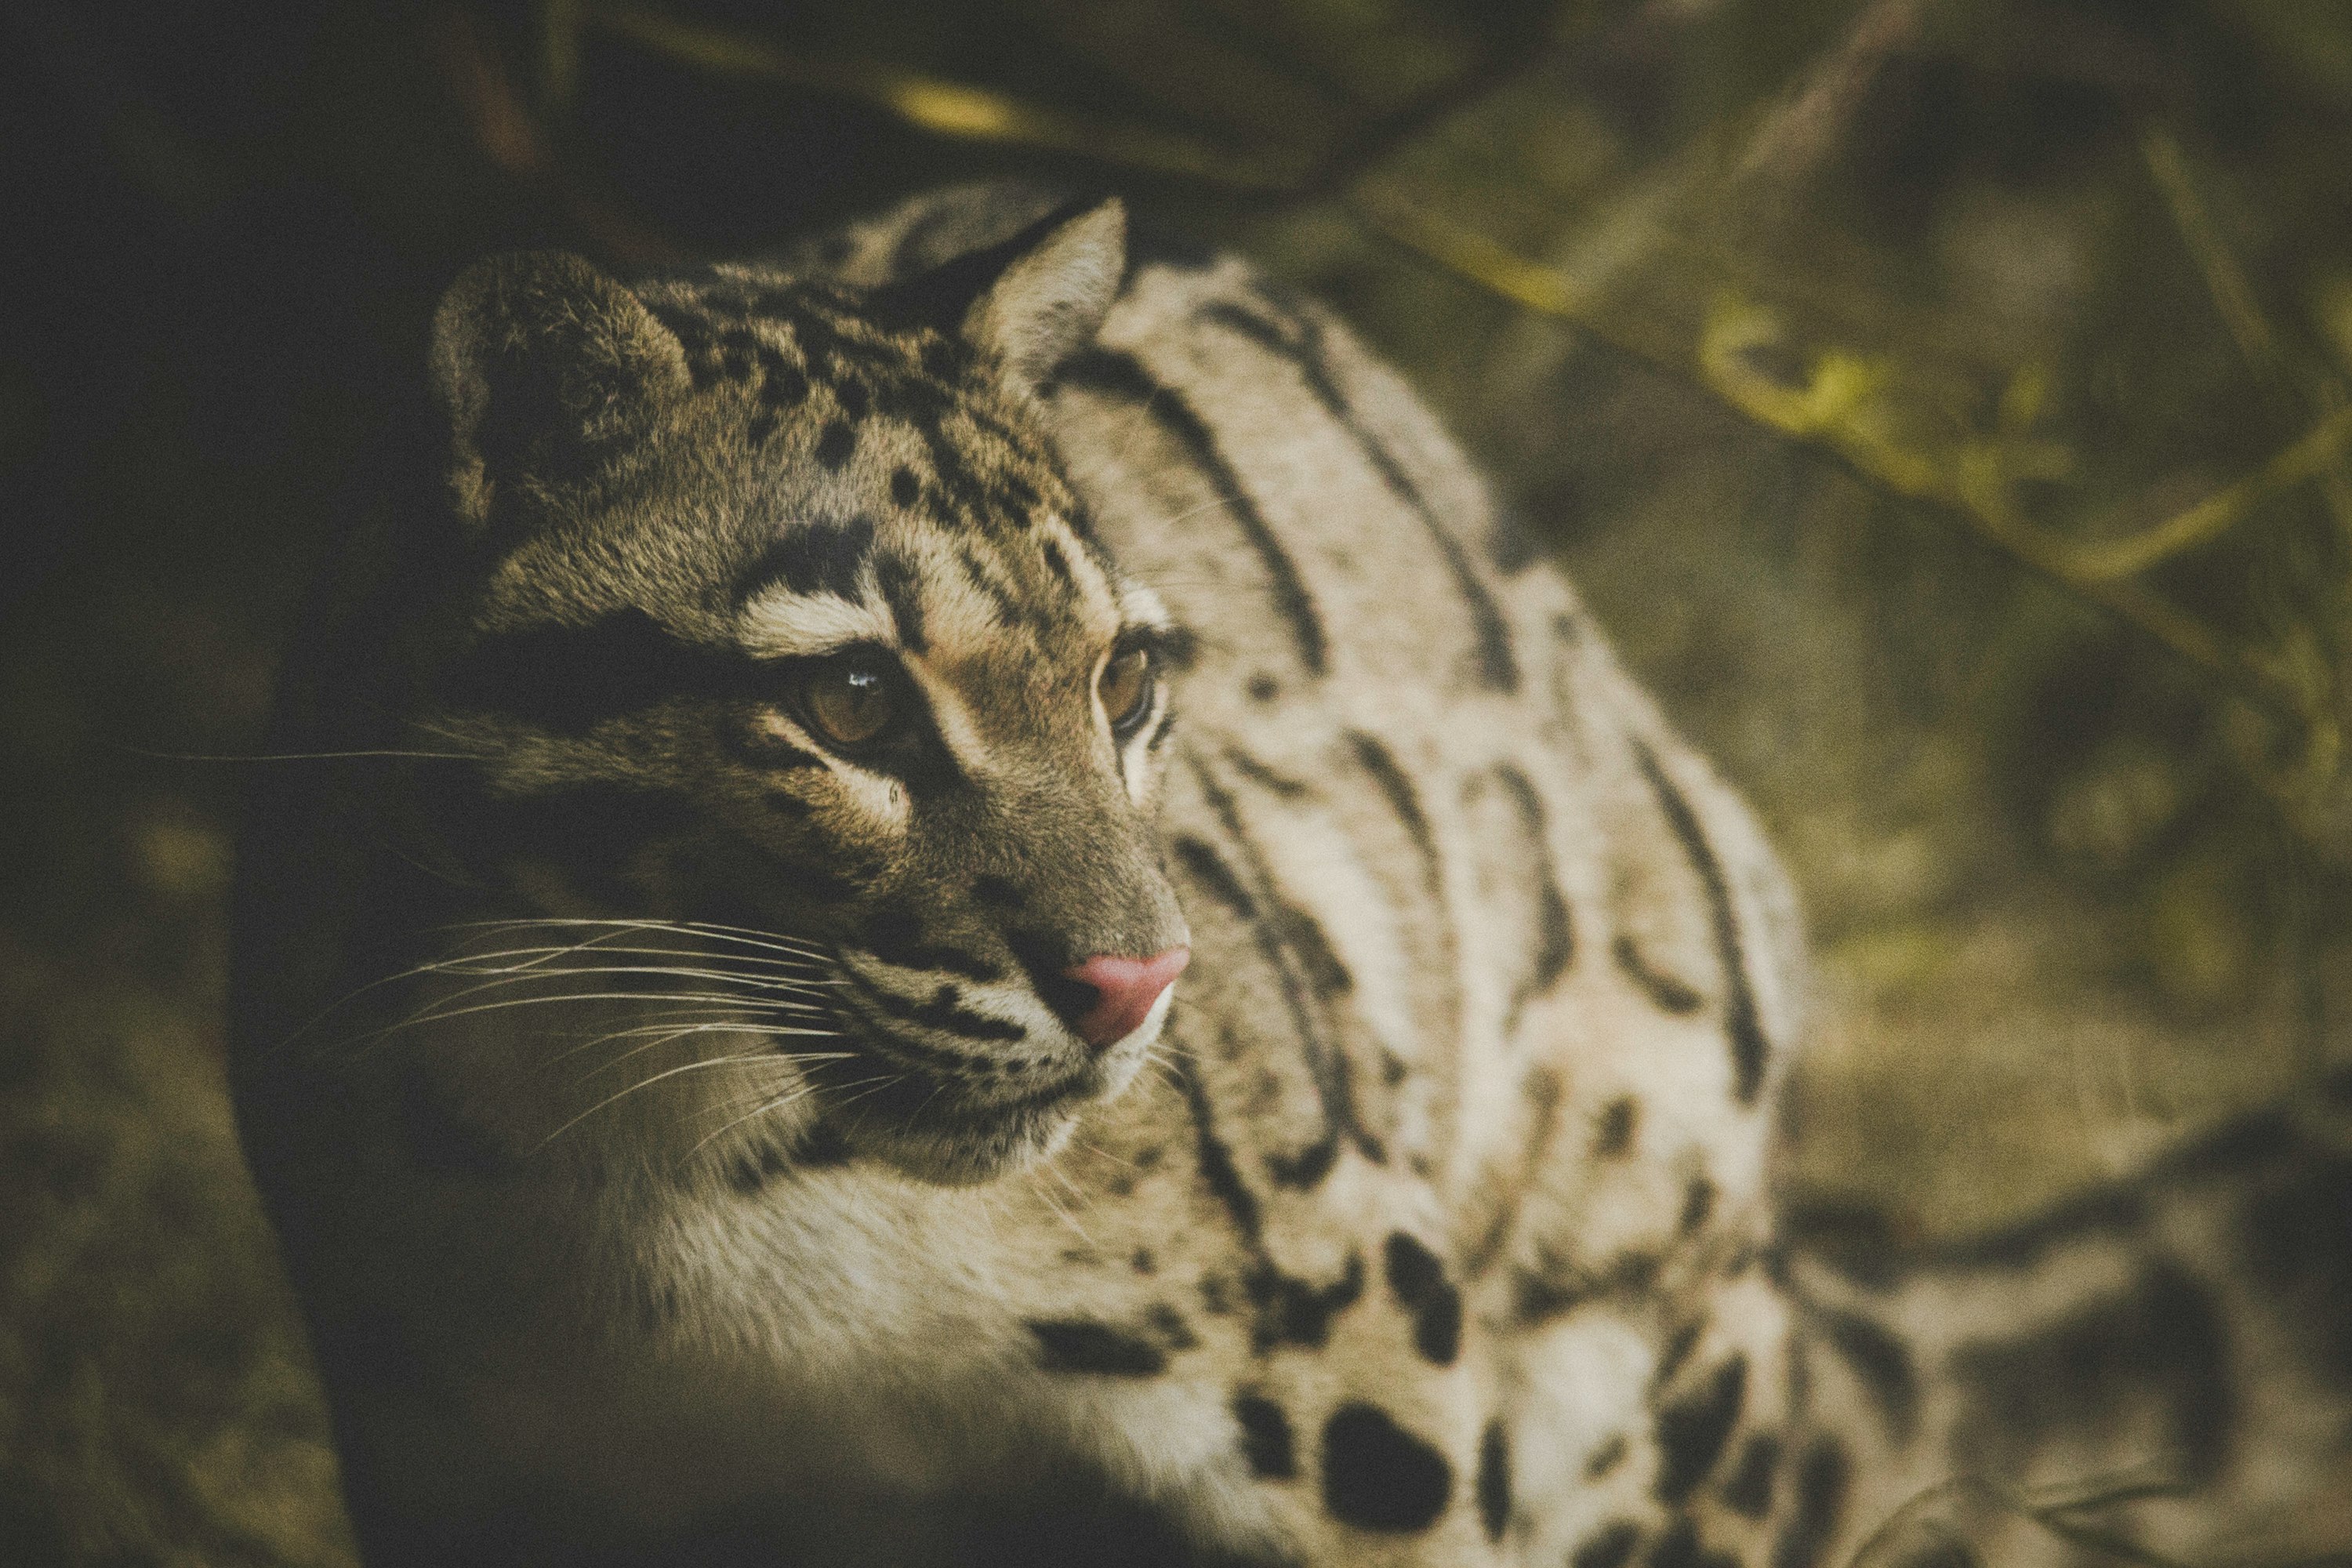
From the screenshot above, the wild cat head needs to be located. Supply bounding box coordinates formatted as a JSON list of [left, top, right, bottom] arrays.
[[408, 200, 1189, 1182]]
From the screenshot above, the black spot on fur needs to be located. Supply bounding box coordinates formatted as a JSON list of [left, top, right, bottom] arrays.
[[1224, 746, 1311, 798], [1145, 1302, 1197, 1352], [1770, 1438, 1850, 1568], [1720, 1430, 1780, 1518], [1573, 1522, 1643, 1568], [1272, 898, 1352, 1000], [1647, 1519, 1739, 1568], [1817, 1307, 1918, 1443], [1247, 673, 1280, 702], [1595, 1096, 1639, 1157], [1319, 1403, 1452, 1534], [1612, 1251, 1660, 1292], [739, 514, 878, 604], [756, 350, 809, 412], [1632, 742, 1769, 1104], [1679, 1177, 1717, 1235], [1245, 1251, 1364, 1352], [1171, 834, 1256, 917], [889, 464, 920, 507], [1584, 1434, 1628, 1479], [814, 419, 856, 469], [1028, 1319, 1167, 1377], [1264, 1140, 1338, 1189], [1382, 1232, 1463, 1366], [1654, 1319, 1704, 1388], [644, 300, 718, 387], [1234, 1394, 1298, 1479], [1655, 1355, 1747, 1504], [1476, 1420, 1510, 1541], [1613, 934, 1704, 1014]]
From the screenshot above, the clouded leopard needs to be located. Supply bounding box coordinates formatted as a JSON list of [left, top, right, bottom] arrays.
[[229, 186, 2352, 1568]]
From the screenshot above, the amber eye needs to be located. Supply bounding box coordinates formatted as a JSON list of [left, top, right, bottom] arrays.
[[1098, 647, 1155, 737], [801, 656, 900, 750]]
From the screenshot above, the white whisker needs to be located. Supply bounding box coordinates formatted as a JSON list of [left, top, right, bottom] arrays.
[[1032, 1178, 1095, 1250], [534, 1052, 803, 1152]]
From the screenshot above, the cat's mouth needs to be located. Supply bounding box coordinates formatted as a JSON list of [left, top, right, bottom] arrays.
[[804, 1050, 1112, 1184], [805, 957, 1160, 1181]]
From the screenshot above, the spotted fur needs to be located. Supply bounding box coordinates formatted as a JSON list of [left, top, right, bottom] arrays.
[[229, 187, 2352, 1568]]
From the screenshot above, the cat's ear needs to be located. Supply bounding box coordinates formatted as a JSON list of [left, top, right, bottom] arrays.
[[428, 251, 689, 527], [874, 197, 1126, 397]]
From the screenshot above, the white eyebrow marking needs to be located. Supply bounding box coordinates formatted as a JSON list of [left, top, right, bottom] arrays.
[[1119, 583, 1174, 630], [740, 588, 893, 657]]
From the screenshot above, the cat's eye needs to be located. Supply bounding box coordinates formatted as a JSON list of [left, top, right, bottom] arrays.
[[1099, 647, 1156, 737], [800, 656, 901, 750]]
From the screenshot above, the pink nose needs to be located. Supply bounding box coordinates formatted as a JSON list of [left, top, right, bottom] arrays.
[[1062, 947, 1190, 1050]]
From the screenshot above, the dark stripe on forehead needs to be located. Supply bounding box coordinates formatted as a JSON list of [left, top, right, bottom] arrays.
[[778, 299, 914, 377], [910, 408, 987, 525], [1197, 299, 1519, 692], [738, 514, 878, 608], [873, 549, 927, 654], [958, 546, 1028, 630], [1062, 348, 1328, 677]]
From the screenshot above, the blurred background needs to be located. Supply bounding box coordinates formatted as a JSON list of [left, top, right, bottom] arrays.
[[3, 0, 2350, 1560]]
